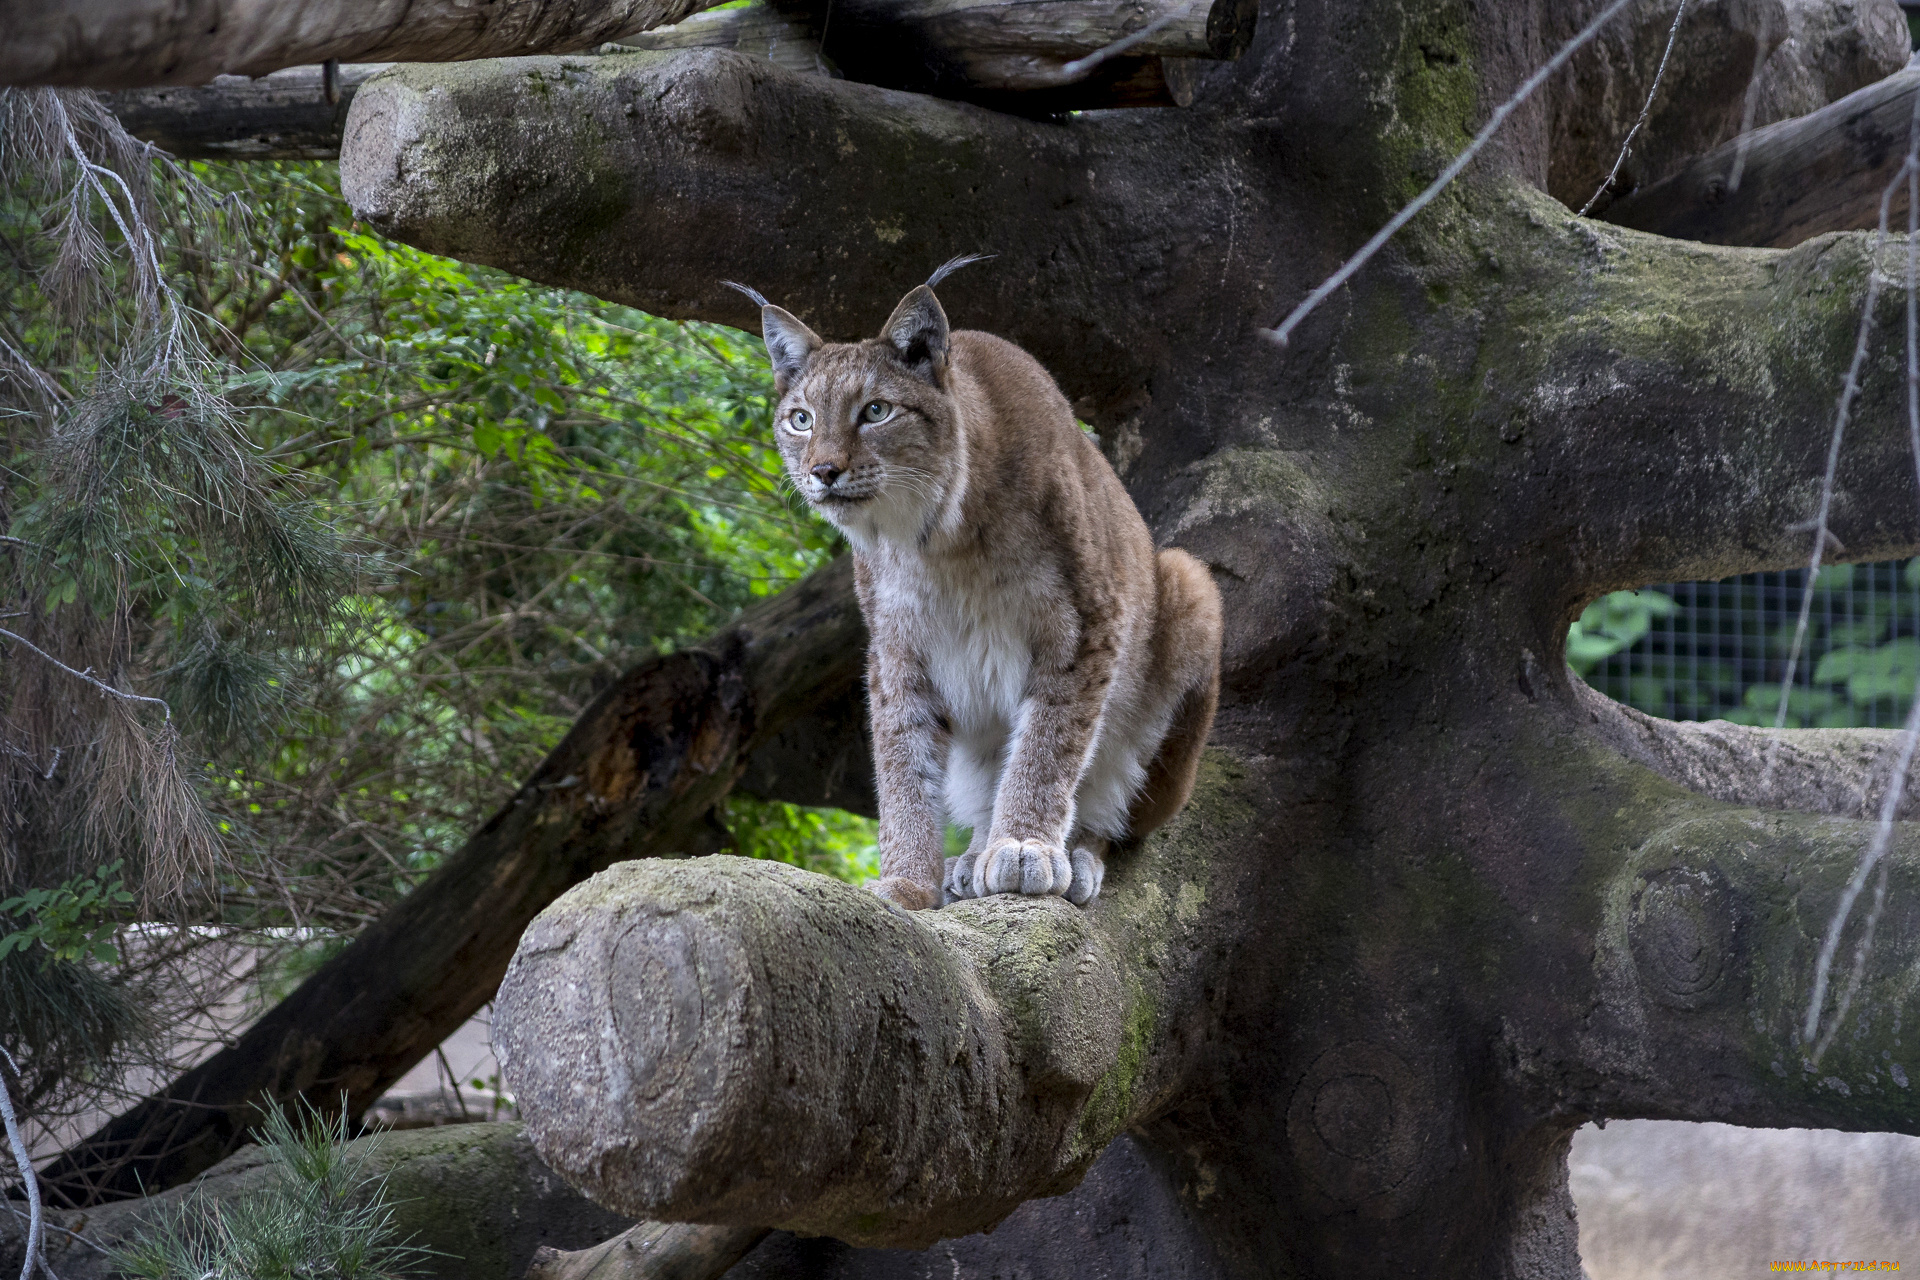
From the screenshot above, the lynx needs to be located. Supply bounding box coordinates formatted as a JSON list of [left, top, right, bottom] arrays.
[[733, 261, 1222, 910]]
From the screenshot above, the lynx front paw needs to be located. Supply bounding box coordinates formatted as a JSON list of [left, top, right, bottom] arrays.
[[950, 838, 1070, 899]]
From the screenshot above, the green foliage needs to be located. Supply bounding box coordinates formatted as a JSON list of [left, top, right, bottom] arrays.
[[2, 90, 356, 903], [1573, 560, 1920, 728], [111, 1100, 429, 1280], [199, 163, 843, 903], [0, 860, 134, 965], [1565, 589, 1677, 676], [9, 148, 863, 939], [0, 129, 870, 1139], [0, 943, 150, 1115], [723, 794, 879, 883]]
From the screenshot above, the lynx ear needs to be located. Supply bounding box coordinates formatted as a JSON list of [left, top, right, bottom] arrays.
[[881, 285, 950, 385], [760, 305, 822, 395]]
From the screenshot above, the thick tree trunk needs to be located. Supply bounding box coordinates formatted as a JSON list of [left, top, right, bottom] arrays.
[[32, 560, 865, 1207], [334, 0, 1920, 1274], [333, 0, 1920, 1271]]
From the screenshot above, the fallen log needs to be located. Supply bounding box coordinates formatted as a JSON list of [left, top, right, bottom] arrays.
[[1599, 61, 1920, 247], [32, 559, 866, 1207], [99, 65, 386, 160], [0, 0, 726, 89]]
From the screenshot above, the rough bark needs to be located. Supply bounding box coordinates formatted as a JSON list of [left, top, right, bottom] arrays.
[[33, 559, 864, 1207], [315, 0, 1920, 1275], [1602, 61, 1920, 245], [0, 0, 727, 89], [91, 0, 1240, 164], [523, 1222, 768, 1280], [99, 65, 387, 160]]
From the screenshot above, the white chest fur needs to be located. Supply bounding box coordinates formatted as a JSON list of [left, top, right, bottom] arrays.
[[868, 549, 1042, 743]]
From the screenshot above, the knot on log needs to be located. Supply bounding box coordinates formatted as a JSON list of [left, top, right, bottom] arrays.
[[1285, 1041, 1448, 1214], [1629, 866, 1745, 1011], [495, 856, 1132, 1248]]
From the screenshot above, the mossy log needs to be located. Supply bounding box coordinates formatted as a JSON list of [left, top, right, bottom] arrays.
[[494, 826, 1242, 1247], [340, 8, 1920, 1272]]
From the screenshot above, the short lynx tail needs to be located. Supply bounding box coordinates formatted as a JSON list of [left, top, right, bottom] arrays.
[[721, 279, 773, 308], [926, 253, 996, 288]]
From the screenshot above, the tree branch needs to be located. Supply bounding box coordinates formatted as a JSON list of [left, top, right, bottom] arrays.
[[1575, 679, 1920, 820], [338, 50, 1214, 420], [1520, 721, 1920, 1134], [523, 1222, 768, 1280], [32, 559, 864, 1207], [1601, 63, 1920, 248], [2, 0, 725, 89], [1452, 187, 1920, 598], [494, 752, 1260, 1247]]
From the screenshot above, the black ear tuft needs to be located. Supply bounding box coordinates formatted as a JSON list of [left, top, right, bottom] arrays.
[[880, 285, 950, 385], [722, 279, 773, 309], [758, 304, 823, 395], [925, 252, 994, 289]]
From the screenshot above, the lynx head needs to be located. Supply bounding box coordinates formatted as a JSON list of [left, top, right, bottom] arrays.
[[732, 258, 989, 548]]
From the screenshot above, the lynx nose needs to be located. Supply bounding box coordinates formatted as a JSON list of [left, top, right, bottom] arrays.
[[810, 463, 844, 486]]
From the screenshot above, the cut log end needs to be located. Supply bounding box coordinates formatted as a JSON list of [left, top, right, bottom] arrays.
[[495, 856, 1131, 1248]]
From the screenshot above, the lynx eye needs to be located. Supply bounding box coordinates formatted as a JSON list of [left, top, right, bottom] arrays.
[[788, 408, 813, 432], [860, 400, 892, 424]]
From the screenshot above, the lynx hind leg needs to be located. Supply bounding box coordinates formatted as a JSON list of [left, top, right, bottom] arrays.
[[1127, 549, 1223, 840], [873, 876, 941, 911], [943, 827, 990, 905]]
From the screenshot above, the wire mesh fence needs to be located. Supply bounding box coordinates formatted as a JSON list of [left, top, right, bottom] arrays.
[[1571, 560, 1920, 727]]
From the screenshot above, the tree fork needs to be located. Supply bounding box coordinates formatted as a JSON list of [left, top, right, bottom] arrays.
[[32, 560, 866, 1207]]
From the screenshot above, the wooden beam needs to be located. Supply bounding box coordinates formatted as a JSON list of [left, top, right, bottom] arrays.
[[1600, 63, 1920, 248], [2, 0, 727, 90], [99, 65, 385, 160]]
